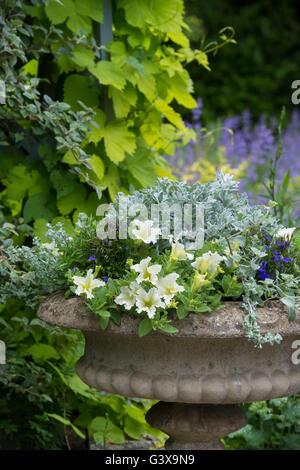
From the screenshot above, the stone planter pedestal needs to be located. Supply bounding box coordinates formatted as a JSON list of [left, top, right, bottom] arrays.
[[38, 293, 300, 450]]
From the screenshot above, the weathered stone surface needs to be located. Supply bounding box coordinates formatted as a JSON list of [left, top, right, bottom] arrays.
[[38, 293, 300, 404], [38, 293, 300, 338], [146, 403, 248, 450], [38, 293, 300, 450]]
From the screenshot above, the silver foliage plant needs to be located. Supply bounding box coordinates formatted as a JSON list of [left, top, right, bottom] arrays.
[[114, 172, 280, 242]]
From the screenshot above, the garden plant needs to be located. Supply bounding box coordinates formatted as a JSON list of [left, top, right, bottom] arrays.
[[1, 0, 300, 451]]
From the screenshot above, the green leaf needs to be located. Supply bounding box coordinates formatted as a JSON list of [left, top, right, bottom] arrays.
[[118, 0, 150, 27], [97, 310, 111, 318], [110, 310, 121, 325], [89, 154, 105, 180], [92, 61, 126, 90], [73, 0, 103, 22], [168, 72, 197, 109], [154, 99, 187, 132], [102, 122, 136, 164], [126, 149, 157, 188], [89, 417, 125, 445], [23, 192, 57, 223], [109, 84, 137, 119], [3, 165, 46, 201], [100, 316, 110, 330], [96, 163, 121, 201], [22, 59, 39, 76], [48, 413, 85, 439], [57, 184, 87, 216], [45, 0, 73, 24], [134, 73, 156, 101], [71, 45, 96, 69], [63, 74, 99, 111], [280, 296, 296, 321], [138, 317, 153, 337], [124, 415, 145, 440], [67, 12, 92, 34], [33, 218, 50, 242], [177, 305, 189, 320], [27, 344, 60, 361], [50, 169, 79, 199], [159, 324, 179, 333]]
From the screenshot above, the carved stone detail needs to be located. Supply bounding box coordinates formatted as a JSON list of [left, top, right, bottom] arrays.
[[38, 294, 300, 449], [146, 402, 248, 450]]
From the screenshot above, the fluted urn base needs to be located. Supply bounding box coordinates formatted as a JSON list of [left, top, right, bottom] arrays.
[[146, 402, 248, 450]]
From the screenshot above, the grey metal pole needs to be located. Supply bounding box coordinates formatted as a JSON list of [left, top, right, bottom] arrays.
[[93, 0, 115, 120], [94, 0, 113, 61]]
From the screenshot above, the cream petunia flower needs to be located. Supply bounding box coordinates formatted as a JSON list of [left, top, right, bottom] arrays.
[[135, 287, 165, 319], [73, 269, 105, 299], [191, 271, 211, 291], [115, 286, 136, 310], [130, 219, 161, 244], [157, 273, 185, 304], [191, 251, 225, 275], [131, 257, 162, 284], [276, 227, 296, 241], [170, 241, 194, 261]]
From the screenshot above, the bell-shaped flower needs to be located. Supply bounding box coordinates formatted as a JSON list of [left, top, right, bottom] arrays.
[[276, 227, 296, 241], [131, 257, 162, 284], [157, 273, 185, 304], [115, 286, 136, 310], [170, 241, 194, 261], [130, 219, 161, 244], [191, 271, 211, 291], [73, 269, 105, 299], [192, 251, 225, 275], [135, 287, 165, 319]]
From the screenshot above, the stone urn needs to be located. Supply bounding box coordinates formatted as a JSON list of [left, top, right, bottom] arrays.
[[38, 293, 300, 450]]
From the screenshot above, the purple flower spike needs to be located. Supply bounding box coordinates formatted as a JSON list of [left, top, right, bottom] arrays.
[[89, 256, 97, 261]]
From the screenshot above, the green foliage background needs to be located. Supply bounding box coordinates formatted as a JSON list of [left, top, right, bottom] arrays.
[[1, 0, 225, 449], [185, 0, 300, 120]]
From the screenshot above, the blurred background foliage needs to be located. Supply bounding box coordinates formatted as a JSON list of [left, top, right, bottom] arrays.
[[184, 0, 300, 121], [1, 0, 300, 451]]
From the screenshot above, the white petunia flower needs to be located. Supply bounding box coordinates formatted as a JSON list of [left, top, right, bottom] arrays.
[[170, 241, 194, 261], [115, 286, 136, 310], [157, 273, 185, 304], [41, 241, 61, 256], [276, 227, 296, 241], [130, 219, 161, 244], [131, 257, 162, 284], [135, 287, 165, 319], [191, 251, 226, 275], [73, 269, 105, 299], [129, 281, 142, 296]]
